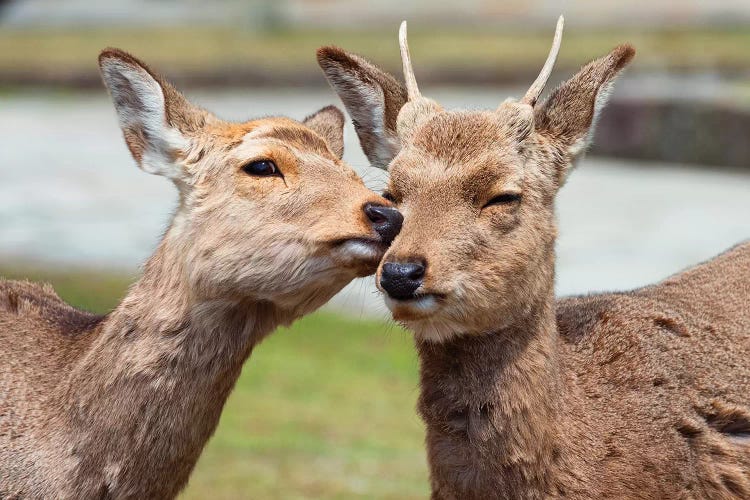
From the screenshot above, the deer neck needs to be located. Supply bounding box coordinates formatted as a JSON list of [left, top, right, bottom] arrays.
[[56, 236, 291, 496], [416, 283, 565, 496]]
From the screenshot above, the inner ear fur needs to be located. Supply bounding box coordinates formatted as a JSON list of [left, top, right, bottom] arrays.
[[534, 44, 635, 160], [302, 105, 345, 159], [99, 48, 205, 136], [98, 47, 207, 177], [316, 46, 408, 169]]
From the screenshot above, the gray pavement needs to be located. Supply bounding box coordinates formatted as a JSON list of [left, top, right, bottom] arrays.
[[1, 89, 749, 320]]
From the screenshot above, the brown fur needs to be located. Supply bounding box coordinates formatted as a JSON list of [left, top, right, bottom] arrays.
[[0, 48, 395, 499], [318, 38, 749, 499]]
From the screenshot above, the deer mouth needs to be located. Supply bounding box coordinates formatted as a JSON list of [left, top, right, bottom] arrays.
[[383, 293, 443, 319], [330, 237, 388, 270]]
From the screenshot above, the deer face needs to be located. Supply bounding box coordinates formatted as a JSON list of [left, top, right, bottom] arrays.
[[99, 49, 402, 310], [318, 19, 635, 341], [379, 109, 558, 340]]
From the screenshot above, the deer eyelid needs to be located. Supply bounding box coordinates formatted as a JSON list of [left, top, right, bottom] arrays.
[[483, 192, 522, 208]]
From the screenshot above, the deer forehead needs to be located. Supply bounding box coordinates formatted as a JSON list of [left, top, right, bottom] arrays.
[[211, 120, 357, 187], [202, 118, 332, 156], [410, 111, 521, 160], [390, 112, 526, 202]]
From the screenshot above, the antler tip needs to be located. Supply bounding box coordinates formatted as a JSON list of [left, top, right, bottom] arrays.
[[520, 15, 565, 106], [398, 19, 421, 99], [555, 16, 564, 40]]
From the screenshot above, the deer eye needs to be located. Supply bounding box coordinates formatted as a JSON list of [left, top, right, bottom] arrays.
[[242, 160, 280, 177], [484, 193, 522, 208]]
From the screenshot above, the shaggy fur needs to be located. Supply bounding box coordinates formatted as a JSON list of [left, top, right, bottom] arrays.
[[0, 48, 395, 499], [318, 37, 749, 499]]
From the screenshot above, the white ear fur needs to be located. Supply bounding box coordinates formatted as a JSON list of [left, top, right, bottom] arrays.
[[326, 68, 400, 169], [316, 47, 407, 170], [100, 55, 188, 179]]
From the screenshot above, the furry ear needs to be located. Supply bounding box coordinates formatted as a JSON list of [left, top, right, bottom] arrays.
[[535, 44, 635, 177], [98, 48, 204, 179], [317, 46, 408, 169], [303, 105, 345, 159]]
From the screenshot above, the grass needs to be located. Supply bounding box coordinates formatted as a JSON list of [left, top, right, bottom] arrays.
[[3, 26, 750, 85], [0, 265, 428, 499]]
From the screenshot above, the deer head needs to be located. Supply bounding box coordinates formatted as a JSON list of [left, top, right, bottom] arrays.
[[99, 48, 402, 312], [318, 19, 635, 341]]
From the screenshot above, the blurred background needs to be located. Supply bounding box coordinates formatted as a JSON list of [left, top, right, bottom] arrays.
[[1, 1, 749, 498]]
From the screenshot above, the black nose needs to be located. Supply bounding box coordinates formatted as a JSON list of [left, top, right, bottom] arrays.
[[364, 204, 403, 245], [380, 261, 425, 300]]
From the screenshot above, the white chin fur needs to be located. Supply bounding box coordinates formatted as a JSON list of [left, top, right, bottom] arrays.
[[384, 294, 440, 315], [384, 295, 470, 343], [336, 240, 382, 262]]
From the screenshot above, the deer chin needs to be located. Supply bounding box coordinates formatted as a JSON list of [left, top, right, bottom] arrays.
[[395, 312, 468, 344], [383, 292, 473, 343], [384, 293, 442, 321], [330, 238, 388, 276]]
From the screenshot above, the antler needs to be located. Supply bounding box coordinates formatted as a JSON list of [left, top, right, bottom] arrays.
[[521, 16, 564, 106], [399, 21, 421, 100]]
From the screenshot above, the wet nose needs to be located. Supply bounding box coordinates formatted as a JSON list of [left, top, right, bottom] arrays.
[[364, 203, 403, 245], [380, 261, 425, 300]]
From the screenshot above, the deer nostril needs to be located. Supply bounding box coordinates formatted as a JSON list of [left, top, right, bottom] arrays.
[[405, 263, 425, 280], [380, 261, 426, 300], [364, 203, 403, 245], [365, 205, 386, 224]]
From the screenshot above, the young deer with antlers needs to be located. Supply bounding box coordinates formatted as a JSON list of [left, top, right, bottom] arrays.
[[319, 18, 750, 499], [0, 49, 402, 498]]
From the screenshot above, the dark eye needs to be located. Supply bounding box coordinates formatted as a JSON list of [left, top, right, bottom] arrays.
[[242, 160, 280, 177], [382, 191, 396, 203], [484, 193, 522, 208]]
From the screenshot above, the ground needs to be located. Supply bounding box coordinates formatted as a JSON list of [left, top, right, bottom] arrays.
[[0, 265, 428, 499]]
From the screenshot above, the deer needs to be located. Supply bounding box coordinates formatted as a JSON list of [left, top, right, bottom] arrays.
[[318, 17, 750, 499], [0, 48, 403, 499]]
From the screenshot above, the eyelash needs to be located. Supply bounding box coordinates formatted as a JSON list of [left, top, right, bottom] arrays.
[[382, 191, 396, 202], [484, 193, 522, 208]]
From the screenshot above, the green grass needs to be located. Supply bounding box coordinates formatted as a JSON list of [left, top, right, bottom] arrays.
[[0, 265, 428, 498], [3, 25, 750, 83]]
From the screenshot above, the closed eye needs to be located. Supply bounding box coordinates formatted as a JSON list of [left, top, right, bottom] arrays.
[[483, 192, 522, 208]]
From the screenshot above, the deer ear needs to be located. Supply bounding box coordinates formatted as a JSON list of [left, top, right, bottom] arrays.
[[535, 44, 635, 177], [98, 48, 204, 179], [303, 105, 345, 159], [317, 46, 407, 169]]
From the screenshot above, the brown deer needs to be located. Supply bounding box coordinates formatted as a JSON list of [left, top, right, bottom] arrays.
[[0, 48, 402, 499], [318, 18, 750, 499]]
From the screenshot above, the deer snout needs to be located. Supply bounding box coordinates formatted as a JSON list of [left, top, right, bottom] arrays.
[[380, 261, 425, 300], [364, 204, 403, 245]]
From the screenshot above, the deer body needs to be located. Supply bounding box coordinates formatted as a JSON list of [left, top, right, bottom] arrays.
[[420, 242, 750, 499], [318, 18, 750, 499], [1, 258, 280, 498], [1, 48, 401, 498]]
